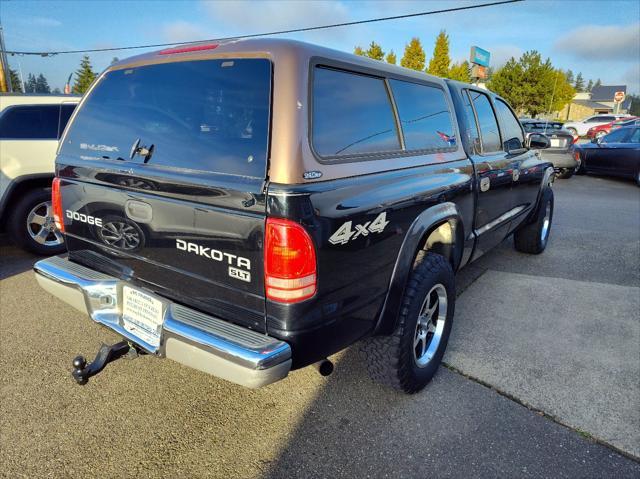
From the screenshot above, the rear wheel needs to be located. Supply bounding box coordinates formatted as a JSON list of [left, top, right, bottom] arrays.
[[8, 187, 65, 255], [514, 187, 553, 254], [362, 252, 455, 393]]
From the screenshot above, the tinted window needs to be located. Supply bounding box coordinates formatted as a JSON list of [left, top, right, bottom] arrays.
[[468, 91, 501, 153], [461, 90, 481, 155], [61, 59, 271, 177], [602, 128, 628, 143], [313, 67, 400, 157], [58, 104, 76, 138], [389, 79, 455, 150], [0, 105, 60, 139], [626, 128, 640, 143], [494, 99, 524, 151]]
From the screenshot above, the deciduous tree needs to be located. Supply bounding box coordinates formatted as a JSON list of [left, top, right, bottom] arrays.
[[427, 30, 450, 78], [354, 46, 365, 56], [488, 50, 575, 117], [400, 37, 425, 71], [72, 55, 97, 94]]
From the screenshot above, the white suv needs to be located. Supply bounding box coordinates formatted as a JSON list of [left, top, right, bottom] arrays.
[[563, 114, 630, 137], [0, 94, 80, 254]]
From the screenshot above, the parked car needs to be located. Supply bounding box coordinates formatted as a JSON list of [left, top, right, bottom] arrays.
[[0, 94, 80, 254], [609, 117, 640, 132], [34, 39, 554, 393], [575, 126, 640, 185], [563, 114, 629, 137], [587, 117, 638, 139], [520, 119, 578, 178]]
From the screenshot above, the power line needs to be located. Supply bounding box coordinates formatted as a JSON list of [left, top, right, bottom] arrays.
[[5, 0, 524, 56]]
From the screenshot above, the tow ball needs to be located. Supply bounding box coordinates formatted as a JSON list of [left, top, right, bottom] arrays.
[[71, 341, 137, 385]]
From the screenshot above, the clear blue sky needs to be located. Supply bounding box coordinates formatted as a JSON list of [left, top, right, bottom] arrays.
[[2, 0, 639, 93]]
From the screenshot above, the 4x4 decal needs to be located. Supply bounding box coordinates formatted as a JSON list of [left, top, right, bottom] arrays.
[[328, 212, 389, 245]]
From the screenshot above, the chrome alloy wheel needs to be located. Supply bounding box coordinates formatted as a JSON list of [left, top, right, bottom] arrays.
[[27, 201, 64, 246], [414, 284, 448, 368], [541, 202, 552, 244], [98, 221, 141, 250]]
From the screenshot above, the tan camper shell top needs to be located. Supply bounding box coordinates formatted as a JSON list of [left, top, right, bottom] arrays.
[[91, 38, 467, 184]]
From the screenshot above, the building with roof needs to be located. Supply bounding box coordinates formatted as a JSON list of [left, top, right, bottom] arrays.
[[558, 85, 630, 120]]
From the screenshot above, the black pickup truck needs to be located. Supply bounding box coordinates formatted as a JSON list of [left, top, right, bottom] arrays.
[[34, 39, 554, 393]]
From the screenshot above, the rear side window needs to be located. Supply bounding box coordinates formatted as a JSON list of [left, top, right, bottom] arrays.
[[312, 67, 400, 157], [0, 105, 60, 139], [468, 91, 501, 153], [58, 104, 76, 138], [389, 79, 455, 151], [61, 59, 271, 177], [494, 99, 524, 151]]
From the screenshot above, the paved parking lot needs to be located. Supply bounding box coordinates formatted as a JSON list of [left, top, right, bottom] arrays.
[[1, 175, 639, 478]]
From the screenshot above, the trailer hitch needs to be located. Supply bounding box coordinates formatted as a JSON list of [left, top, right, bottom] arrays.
[[71, 341, 137, 385]]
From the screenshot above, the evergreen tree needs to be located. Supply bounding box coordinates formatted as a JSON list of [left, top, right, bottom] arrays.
[[488, 51, 574, 117], [365, 41, 384, 61], [427, 30, 451, 78], [586, 79, 594, 92], [35, 73, 51, 94], [574, 72, 585, 92], [354, 46, 365, 56], [386, 50, 397, 65], [565, 69, 574, 85], [52, 87, 62, 94], [594, 78, 602, 89], [72, 55, 97, 94], [400, 37, 426, 71], [9, 69, 22, 93], [25, 73, 37, 93], [448, 61, 471, 82]]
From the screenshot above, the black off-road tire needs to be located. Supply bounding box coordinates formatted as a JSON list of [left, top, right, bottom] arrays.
[[514, 187, 554, 255], [361, 252, 455, 394], [8, 187, 66, 256], [555, 168, 574, 179]]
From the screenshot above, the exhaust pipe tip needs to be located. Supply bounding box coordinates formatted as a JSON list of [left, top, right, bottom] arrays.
[[314, 359, 334, 376]]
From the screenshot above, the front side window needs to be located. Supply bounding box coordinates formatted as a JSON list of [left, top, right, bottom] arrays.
[[0, 105, 60, 139], [468, 90, 501, 153], [494, 99, 524, 151], [389, 79, 455, 151], [312, 67, 400, 157], [626, 128, 640, 143], [61, 59, 271, 177], [602, 128, 629, 143]]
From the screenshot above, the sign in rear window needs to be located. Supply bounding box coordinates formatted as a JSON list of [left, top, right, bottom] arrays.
[[60, 59, 271, 178]]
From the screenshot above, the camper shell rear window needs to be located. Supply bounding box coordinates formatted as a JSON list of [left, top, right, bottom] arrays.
[[60, 58, 272, 178]]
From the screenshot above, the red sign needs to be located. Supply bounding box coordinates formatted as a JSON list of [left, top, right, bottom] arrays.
[[614, 91, 625, 102]]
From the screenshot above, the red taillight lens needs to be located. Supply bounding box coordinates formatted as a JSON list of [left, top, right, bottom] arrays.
[[159, 44, 218, 55], [265, 218, 317, 303], [51, 177, 64, 232]]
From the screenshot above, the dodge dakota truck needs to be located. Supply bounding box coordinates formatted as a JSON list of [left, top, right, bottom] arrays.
[[34, 39, 554, 393]]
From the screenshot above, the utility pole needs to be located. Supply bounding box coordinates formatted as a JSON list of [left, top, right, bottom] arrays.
[[0, 23, 12, 92]]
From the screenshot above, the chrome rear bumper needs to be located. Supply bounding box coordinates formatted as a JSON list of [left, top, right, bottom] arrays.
[[34, 256, 291, 388]]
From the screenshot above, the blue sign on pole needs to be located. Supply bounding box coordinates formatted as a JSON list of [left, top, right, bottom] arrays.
[[470, 46, 490, 67]]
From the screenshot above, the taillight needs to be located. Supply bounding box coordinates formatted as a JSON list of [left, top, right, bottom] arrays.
[[51, 177, 64, 232], [572, 136, 579, 144], [265, 218, 317, 303], [158, 44, 218, 55], [574, 150, 581, 161]]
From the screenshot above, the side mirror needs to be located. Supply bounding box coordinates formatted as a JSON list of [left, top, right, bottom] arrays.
[[525, 132, 550, 150]]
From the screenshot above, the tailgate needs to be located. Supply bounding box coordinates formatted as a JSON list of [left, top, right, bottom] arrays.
[[56, 57, 271, 332]]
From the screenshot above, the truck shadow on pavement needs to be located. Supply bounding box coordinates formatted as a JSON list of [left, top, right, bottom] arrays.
[[0, 237, 40, 280], [261, 345, 640, 479]]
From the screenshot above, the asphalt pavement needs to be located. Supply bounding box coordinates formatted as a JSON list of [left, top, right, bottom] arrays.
[[0, 174, 639, 478]]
